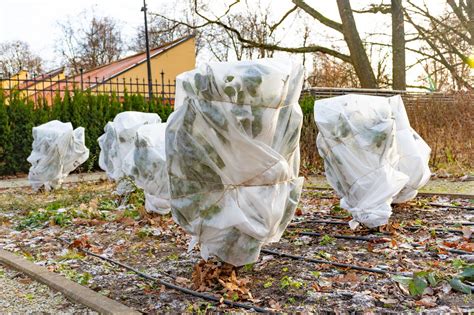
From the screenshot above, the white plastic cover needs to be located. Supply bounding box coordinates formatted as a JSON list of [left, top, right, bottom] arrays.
[[389, 95, 431, 203], [314, 94, 430, 228], [98, 111, 161, 181], [27, 120, 89, 191], [122, 123, 170, 214], [166, 58, 305, 266]]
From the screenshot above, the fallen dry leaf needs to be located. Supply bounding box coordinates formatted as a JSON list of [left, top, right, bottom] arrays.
[[462, 226, 473, 239], [415, 296, 437, 308], [175, 276, 190, 285]]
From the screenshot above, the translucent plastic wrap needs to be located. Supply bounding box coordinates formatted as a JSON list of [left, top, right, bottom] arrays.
[[315, 94, 409, 228], [389, 96, 431, 203], [315, 94, 431, 228], [166, 58, 305, 266], [98, 111, 161, 181], [27, 120, 89, 191], [122, 123, 170, 214]]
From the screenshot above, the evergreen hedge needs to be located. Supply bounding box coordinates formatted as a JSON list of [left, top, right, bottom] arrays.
[[0, 89, 172, 176], [0, 90, 469, 177]]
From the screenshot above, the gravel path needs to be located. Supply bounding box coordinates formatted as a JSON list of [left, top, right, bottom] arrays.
[[0, 172, 107, 190], [0, 263, 96, 314]]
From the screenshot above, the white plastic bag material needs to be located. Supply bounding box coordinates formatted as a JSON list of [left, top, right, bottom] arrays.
[[166, 58, 305, 266], [314, 94, 409, 228], [122, 123, 170, 214], [315, 94, 431, 228], [27, 120, 89, 191], [98, 111, 161, 181], [388, 95, 431, 203]]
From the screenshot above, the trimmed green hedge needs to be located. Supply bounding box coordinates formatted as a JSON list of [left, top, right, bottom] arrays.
[[0, 90, 172, 175], [3, 89, 467, 177]]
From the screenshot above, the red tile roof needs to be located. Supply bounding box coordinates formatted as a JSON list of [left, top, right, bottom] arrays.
[[72, 34, 194, 85]]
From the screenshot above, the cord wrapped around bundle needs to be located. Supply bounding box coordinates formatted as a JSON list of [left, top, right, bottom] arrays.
[[122, 123, 170, 214], [166, 58, 305, 266], [27, 120, 89, 191], [314, 94, 430, 228]]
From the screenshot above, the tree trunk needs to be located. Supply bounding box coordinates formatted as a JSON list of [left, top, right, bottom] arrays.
[[336, 0, 378, 88], [468, 0, 474, 45], [391, 0, 406, 90]]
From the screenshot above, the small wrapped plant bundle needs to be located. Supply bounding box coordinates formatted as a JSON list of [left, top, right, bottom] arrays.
[[27, 120, 89, 191], [315, 94, 431, 228], [388, 95, 431, 203], [166, 58, 305, 266], [98, 111, 161, 181], [122, 123, 170, 214]]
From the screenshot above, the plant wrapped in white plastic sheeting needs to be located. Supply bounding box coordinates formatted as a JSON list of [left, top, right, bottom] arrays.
[[98, 111, 161, 181], [314, 94, 430, 228], [27, 120, 89, 191], [389, 95, 431, 203], [122, 123, 170, 214], [166, 58, 305, 266]]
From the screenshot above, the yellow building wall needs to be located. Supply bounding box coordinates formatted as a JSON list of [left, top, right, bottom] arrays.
[[101, 37, 196, 97], [1, 70, 28, 89]]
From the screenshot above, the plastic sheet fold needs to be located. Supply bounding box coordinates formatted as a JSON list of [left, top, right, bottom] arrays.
[[122, 123, 170, 214], [98, 111, 161, 181]]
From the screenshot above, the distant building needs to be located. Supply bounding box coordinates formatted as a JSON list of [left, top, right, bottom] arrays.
[[1, 35, 196, 104]]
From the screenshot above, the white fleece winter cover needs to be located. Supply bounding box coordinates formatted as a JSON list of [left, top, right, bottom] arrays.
[[314, 94, 430, 228], [166, 58, 305, 266], [122, 122, 170, 214], [27, 120, 89, 191], [98, 111, 161, 181]]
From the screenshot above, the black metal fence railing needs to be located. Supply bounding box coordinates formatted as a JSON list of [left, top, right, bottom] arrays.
[[303, 87, 461, 104], [0, 71, 176, 105]]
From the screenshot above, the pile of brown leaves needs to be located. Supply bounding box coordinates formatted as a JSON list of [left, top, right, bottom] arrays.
[[192, 259, 253, 301]]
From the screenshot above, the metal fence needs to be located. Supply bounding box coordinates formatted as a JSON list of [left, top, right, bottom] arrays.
[[303, 87, 462, 104], [0, 71, 176, 105], [2, 71, 469, 106]]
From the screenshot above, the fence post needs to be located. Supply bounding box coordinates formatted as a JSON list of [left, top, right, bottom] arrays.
[[80, 68, 84, 91], [49, 76, 53, 106], [33, 74, 37, 105], [160, 70, 165, 101]]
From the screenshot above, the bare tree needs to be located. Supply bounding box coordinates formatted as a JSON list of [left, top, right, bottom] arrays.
[[0, 40, 43, 76], [404, 0, 472, 90], [56, 13, 124, 75], [130, 14, 194, 52], [156, 0, 382, 88], [308, 52, 360, 88], [391, 0, 406, 90]]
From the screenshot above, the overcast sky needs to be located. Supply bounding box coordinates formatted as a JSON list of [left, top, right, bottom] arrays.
[[0, 0, 449, 85]]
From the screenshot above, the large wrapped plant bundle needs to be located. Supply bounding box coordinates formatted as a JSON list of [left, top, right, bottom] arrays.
[[166, 58, 305, 266], [98, 111, 161, 181], [314, 94, 430, 228], [388, 96, 431, 203], [122, 123, 170, 214], [27, 120, 89, 191]]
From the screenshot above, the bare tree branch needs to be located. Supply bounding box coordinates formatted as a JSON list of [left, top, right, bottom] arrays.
[[269, 5, 298, 35], [153, 1, 352, 63], [292, 0, 343, 32], [353, 3, 391, 14]]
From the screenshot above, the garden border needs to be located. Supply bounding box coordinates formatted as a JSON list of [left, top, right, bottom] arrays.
[[0, 249, 140, 315]]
